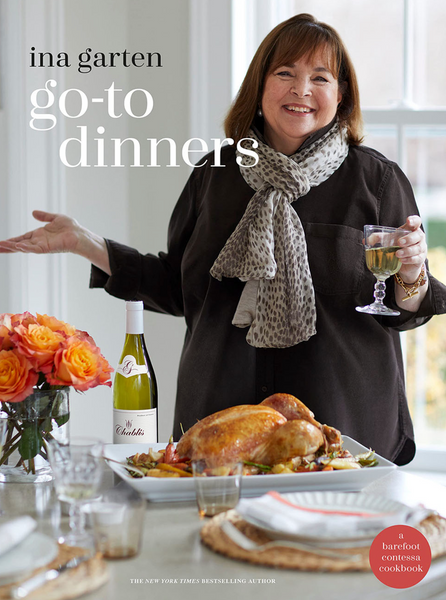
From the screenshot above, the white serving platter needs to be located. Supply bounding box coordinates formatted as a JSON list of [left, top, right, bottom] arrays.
[[103, 436, 396, 503]]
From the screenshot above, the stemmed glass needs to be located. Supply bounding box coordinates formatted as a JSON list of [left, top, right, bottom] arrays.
[[46, 436, 104, 548], [356, 225, 410, 317], [0, 413, 8, 514], [0, 412, 7, 454]]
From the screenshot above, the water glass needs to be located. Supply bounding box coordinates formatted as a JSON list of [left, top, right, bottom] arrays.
[[87, 482, 145, 559], [192, 461, 242, 518]]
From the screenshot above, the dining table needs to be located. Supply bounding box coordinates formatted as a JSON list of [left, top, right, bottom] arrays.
[[1, 466, 446, 600]]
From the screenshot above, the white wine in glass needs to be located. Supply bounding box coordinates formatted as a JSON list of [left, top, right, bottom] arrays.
[[356, 225, 410, 317]]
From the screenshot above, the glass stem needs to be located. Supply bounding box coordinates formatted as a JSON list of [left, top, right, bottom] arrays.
[[69, 502, 86, 535], [373, 279, 387, 305]]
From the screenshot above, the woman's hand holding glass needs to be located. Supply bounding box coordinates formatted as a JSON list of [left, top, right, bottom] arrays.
[[356, 225, 410, 316], [395, 216, 427, 280], [356, 216, 428, 317], [394, 216, 429, 311]]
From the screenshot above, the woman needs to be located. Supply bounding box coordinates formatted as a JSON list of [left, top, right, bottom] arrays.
[[1, 14, 445, 464]]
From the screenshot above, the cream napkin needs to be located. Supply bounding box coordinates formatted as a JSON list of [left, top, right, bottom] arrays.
[[236, 491, 431, 538], [0, 516, 37, 557]]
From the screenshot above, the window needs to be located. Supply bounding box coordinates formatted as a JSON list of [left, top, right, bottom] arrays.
[[232, 0, 446, 450]]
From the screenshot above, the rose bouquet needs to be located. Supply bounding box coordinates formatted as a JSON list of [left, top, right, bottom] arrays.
[[0, 311, 112, 477]]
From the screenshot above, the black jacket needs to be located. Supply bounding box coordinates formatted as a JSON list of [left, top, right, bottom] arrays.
[[91, 143, 446, 464]]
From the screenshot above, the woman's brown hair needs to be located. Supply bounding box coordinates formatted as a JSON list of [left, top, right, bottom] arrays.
[[225, 13, 363, 146]]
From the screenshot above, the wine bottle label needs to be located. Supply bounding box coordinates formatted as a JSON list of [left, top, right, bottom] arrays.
[[113, 408, 157, 444], [116, 355, 148, 378]]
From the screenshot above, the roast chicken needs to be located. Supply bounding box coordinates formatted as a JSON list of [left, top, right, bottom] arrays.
[[176, 393, 342, 467]]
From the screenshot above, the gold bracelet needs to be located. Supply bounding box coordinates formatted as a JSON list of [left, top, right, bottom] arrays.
[[394, 265, 427, 301]]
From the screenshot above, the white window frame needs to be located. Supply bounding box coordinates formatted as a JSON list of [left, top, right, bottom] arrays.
[[362, 0, 446, 465], [362, 1, 446, 166]]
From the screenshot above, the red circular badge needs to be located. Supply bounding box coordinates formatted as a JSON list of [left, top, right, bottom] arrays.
[[369, 525, 431, 588]]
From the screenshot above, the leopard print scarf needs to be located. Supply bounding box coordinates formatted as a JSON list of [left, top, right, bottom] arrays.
[[210, 121, 349, 348]]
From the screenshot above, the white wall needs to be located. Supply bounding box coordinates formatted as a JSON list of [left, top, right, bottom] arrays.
[[1, 0, 192, 442], [0, 3, 9, 313], [62, 0, 191, 442]]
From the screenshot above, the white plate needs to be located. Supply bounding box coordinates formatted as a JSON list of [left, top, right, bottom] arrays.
[[0, 531, 58, 585], [238, 491, 409, 547], [104, 436, 396, 502]]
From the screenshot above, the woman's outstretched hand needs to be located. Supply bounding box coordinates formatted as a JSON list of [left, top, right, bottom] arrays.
[[0, 210, 111, 275], [0, 210, 82, 254]]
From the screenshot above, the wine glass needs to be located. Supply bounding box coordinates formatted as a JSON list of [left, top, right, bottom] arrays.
[[46, 436, 104, 548], [0, 412, 8, 514], [356, 225, 410, 317], [0, 412, 7, 454]]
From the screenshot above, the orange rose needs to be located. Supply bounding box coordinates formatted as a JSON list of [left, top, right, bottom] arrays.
[[10, 312, 38, 329], [36, 314, 76, 337], [0, 349, 38, 403], [74, 330, 97, 345], [48, 336, 112, 391], [0, 314, 12, 328], [11, 324, 65, 372], [0, 326, 13, 350], [95, 352, 114, 387], [0, 314, 13, 350]]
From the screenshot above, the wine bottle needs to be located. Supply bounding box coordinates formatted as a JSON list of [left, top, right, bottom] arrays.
[[113, 301, 158, 444]]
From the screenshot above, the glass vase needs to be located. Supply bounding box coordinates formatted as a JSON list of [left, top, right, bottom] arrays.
[[0, 389, 70, 483]]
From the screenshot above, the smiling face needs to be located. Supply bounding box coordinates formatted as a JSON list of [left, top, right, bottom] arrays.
[[261, 48, 342, 155]]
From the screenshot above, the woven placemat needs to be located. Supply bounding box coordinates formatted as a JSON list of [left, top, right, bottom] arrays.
[[0, 544, 109, 600], [200, 510, 446, 572]]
